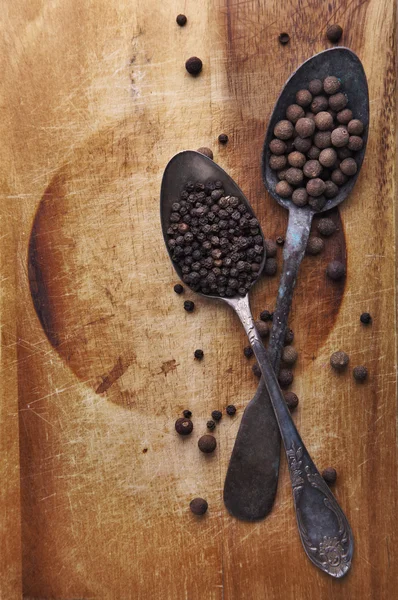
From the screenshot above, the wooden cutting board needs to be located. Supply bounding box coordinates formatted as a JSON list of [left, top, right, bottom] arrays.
[[1, 0, 396, 598]]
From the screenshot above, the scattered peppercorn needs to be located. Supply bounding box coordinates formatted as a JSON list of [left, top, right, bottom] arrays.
[[260, 310, 273, 322], [211, 410, 222, 421], [327, 24, 343, 43], [276, 236, 285, 245], [326, 260, 346, 281], [190, 497, 208, 515], [252, 363, 261, 378], [317, 218, 337, 237], [218, 133, 228, 144], [284, 391, 299, 411], [226, 404, 237, 416], [184, 300, 195, 312], [322, 467, 337, 485], [282, 345, 298, 365], [176, 14, 187, 26], [198, 434, 217, 453], [175, 417, 193, 435], [243, 346, 254, 358], [360, 312, 372, 324], [185, 56, 203, 75], [278, 368, 294, 388], [194, 349, 204, 360], [330, 350, 349, 370], [353, 365, 368, 382], [306, 236, 324, 255], [207, 420, 216, 431], [278, 32, 290, 44], [197, 147, 213, 159], [183, 409, 192, 418], [284, 328, 294, 345], [174, 283, 184, 294]]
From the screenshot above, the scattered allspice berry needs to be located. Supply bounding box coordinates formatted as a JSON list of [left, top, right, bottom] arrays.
[[218, 133, 228, 144], [264, 258, 277, 276], [327, 24, 343, 43], [326, 260, 346, 281], [360, 312, 372, 324], [207, 420, 216, 431], [175, 417, 194, 436], [184, 300, 195, 312], [190, 497, 208, 515], [211, 410, 222, 421], [278, 368, 294, 388], [306, 236, 324, 255], [243, 346, 254, 358], [353, 365, 368, 382], [317, 218, 337, 236], [183, 409, 192, 418], [197, 147, 213, 159], [185, 56, 203, 75], [260, 310, 273, 322], [264, 239, 277, 257], [255, 320, 270, 338], [284, 391, 299, 411], [330, 350, 349, 370], [226, 404, 237, 416], [284, 328, 294, 345], [282, 345, 298, 365], [322, 467, 337, 485], [174, 283, 184, 294], [194, 349, 204, 360], [252, 363, 261, 378], [176, 14, 187, 26], [198, 434, 217, 453], [278, 32, 290, 45]]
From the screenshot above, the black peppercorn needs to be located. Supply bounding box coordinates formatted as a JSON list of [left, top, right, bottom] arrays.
[[278, 368, 294, 388], [190, 497, 208, 515], [353, 365, 368, 382], [226, 404, 237, 416], [278, 32, 290, 44], [243, 346, 254, 358], [194, 349, 204, 360], [184, 300, 195, 312], [260, 310, 273, 322], [185, 56, 203, 75], [198, 434, 217, 453], [207, 420, 216, 431], [176, 14, 187, 26], [211, 410, 222, 421], [183, 409, 192, 418], [360, 312, 372, 324], [322, 467, 337, 485], [252, 363, 261, 378], [175, 417, 193, 435], [218, 133, 228, 144], [174, 283, 184, 294]]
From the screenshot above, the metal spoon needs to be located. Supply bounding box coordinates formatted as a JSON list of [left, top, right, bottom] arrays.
[[225, 47, 369, 521], [161, 150, 354, 577]]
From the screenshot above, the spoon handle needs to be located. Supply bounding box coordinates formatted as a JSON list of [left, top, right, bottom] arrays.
[[268, 208, 313, 369], [229, 294, 354, 578]]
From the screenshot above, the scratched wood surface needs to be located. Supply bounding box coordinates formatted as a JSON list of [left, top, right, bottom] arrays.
[[0, 0, 396, 598]]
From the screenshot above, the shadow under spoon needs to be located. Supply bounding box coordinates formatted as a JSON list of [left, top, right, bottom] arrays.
[[224, 47, 369, 523], [161, 150, 354, 577]]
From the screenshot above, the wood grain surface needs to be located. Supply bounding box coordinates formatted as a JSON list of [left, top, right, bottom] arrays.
[[0, 0, 396, 598]]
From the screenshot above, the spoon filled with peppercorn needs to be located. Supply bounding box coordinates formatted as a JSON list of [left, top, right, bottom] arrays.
[[161, 150, 353, 577], [226, 47, 369, 522]]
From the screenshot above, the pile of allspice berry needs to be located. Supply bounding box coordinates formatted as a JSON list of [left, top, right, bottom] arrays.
[[269, 76, 365, 210]]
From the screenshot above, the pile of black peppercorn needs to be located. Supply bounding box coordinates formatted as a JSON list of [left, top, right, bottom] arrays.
[[269, 76, 365, 210], [166, 179, 264, 297]]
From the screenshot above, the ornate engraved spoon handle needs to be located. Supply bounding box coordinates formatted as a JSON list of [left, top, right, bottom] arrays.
[[226, 294, 354, 578]]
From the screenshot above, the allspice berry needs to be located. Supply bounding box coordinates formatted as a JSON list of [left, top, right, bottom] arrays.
[[277, 169, 288, 181], [303, 160, 322, 179], [353, 365, 368, 382], [284, 328, 294, 345], [324, 180, 339, 198], [337, 109, 353, 124], [255, 320, 270, 338], [176, 14, 187, 26], [278, 32, 290, 45], [197, 147, 213, 159], [314, 111, 334, 131], [282, 345, 298, 365], [286, 104, 305, 124], [329, 92, 348, 111], [308, 195, 327, 211], [347, 119, 364, 135], [275, 180, 293, 198], [190, 497, 208, 515], [175, 417, 193, 435], [274, 120, 294, 140], [269, 154, 287, 170], [185, 56, 203, 75], [296, 89, 312, 107], [337, 147, 353, 160], [340, 158, 357, 176], [306, 236, 324, 255], [295, 117, 315, 138], [323, 76, 341, 95], [309, 79, 323, 95], [322, 467, 337, 485], [269, 139, 286, 155], [306, 178, 325, 197], [285, 167, 304, 186], [284, 391, 299, 411], [326, 260, 346, 280], [327, 24, 343, 43], [264, 239, 277, 257], [288, 151, 306, 168], [198, 434, 217, 453], [311, 96, 329, 114], [278, 368, 294, 388], [264, 258, 277, 276], [348, 136, 363, 151], [331, 168, 348, 186], [331, 126, 349, 147], [319, 148, 337, 168], [293, 136, 312, 153], [330, 350, 349, 370], [314, 131, 332, 149], [292, 188, 308, 207], [218, 133, 228, 144], [317, 218, 337, 236]]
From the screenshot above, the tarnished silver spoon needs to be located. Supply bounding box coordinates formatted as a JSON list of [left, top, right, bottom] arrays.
[[161, 150, 354, 577], [225, 47, 369, 523]]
